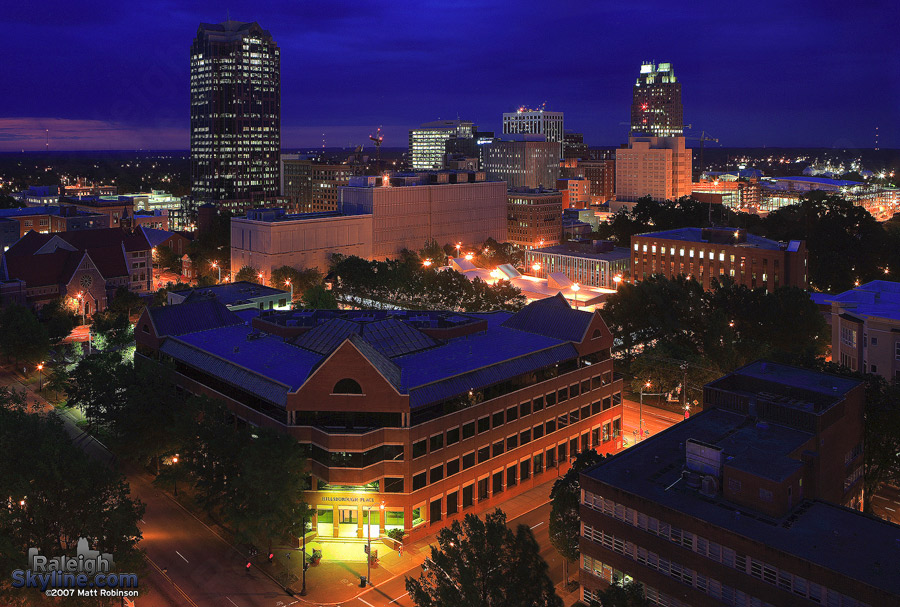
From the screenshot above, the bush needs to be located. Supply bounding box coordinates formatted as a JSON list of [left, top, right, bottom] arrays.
[[387, 528, 405, 543]]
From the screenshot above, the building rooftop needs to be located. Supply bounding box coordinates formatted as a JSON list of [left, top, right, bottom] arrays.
[[584, 406, 900, 596], [778, 176, 864, 187], [171, 281, 288, 307], [825, 280, 900, 322], [0, 205, 100, 218], [635, 227, 797, 252], [706, 360, 861, 415], [532, 243, 632, 262], [147, 296, 595, 409]]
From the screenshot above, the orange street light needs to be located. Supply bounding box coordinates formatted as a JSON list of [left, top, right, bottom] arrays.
[[37, 362, 44, 391], [613, 274, 622, 290], [464, 253, 473, 261], [532, 262, 541, 272], [285, 279, 293, 303], [423, 259, 433, 267]]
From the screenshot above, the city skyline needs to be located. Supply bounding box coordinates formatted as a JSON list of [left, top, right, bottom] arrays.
[[0, 0, 897, 151]]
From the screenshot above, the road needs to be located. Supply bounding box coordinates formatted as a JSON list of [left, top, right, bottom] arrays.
[[872, 484, 900, 524], [1, 365, 292, 607], [621, 396, 684, 445]]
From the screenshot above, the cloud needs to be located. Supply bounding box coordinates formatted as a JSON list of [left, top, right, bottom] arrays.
[[0, 118, 187, 151]]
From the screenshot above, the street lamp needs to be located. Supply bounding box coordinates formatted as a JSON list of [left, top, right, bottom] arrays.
[[300, 510, 308, 596], [639, 381, 651, 441], [423, 259, 433, 268], [285, 279, 293, 303], [171, 455, 179, 496], [571, 283, 580, 309], [37, 362, 44, 391], [532, 262, 541, 272], [613, 274, 622, 291], [464, 253, 473, 261], [257, 272, 264, 284], [211, 261, 221, 283], [76, 292, 85, 325]]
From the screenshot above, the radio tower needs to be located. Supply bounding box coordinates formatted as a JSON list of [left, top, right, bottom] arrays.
[[875, 126, 879, 151]]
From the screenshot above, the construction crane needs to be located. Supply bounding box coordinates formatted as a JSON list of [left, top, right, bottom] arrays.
[[369, 127, 384, 162], [684, 128, 718, 178]]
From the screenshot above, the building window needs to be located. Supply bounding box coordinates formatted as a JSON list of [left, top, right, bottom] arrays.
[[332, 378, 363, 394], [520, 428, 531, 445], [412, 471, 427, 491], [412, 439, 427, 459], [896, 342, 900, 360], [462, 451, 475, 469], [463, 421, 475, 439], [507, 465, 517, 487], [493, 411, 504, 428], [478, 416, 490, 433], [430, 465, 444, 484], [478, 445, 491, 463], [841, 326, 858, 348], [493, 440, 504, 457], [462, 484, 474, 508], [430, 434, 443, 452], [446, 458, 460, 477], [446, 491, 459, 517], [447, 427, 460, 445], [507, 406, 518, 423], [520, 459, 531, 480], [521, 401, 532, 416], [478, 477, 489, 500]]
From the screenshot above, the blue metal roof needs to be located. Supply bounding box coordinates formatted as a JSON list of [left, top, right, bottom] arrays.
[[175, 281, 288, 307], [500, 293, 592, 342], [408, 343, 578, 408], [150, 300, 245, 337], [175, 323, 322, 392]]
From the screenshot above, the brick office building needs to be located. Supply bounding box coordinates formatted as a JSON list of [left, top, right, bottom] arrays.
[[577, 361, 900, 607], [631, 227, 807, 293], [507, 188, 563, 249], [136, 295, 625, 540]]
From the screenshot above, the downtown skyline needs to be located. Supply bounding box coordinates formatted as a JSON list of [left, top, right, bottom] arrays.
[[0, 0, 898, 151]]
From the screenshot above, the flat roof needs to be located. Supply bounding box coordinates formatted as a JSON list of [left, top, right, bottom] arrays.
[[827, 280, 900, 322], [635, 227, 788, 251], [173, 281, 288, 306], [531, 244, 632, 262], [585, 408, 900, 596]]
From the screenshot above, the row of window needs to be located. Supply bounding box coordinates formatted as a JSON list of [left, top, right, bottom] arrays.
[[412, 377, 618, 459], [414, 424, 621, 494], [583, 492, 869, 606]]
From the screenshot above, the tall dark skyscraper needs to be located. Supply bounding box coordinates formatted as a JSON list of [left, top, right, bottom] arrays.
[[190, 21, 281, 210], [630, 61, 683, 137]]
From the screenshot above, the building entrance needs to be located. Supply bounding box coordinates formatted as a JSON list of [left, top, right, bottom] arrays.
[[339, 507, 358, 537]]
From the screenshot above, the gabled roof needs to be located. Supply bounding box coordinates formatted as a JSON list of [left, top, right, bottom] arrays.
[[148, 300, 245, 337], [139, 226, 177, 248], [500, 293, 593, 342], [4, 228, 150, 256], [291, 317, 439, 359], [346, 333, 403, 390], [2, 250, 84, 287]]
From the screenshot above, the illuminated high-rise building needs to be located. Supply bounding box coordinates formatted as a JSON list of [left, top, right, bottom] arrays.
[[503, 107, 564, 158], [190, 21, 281, 210], [408, 120, 474, 170], [630, 61, 683, 137]]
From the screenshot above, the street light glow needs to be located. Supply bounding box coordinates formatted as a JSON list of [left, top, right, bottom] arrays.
[[423, 259, 433, 267]]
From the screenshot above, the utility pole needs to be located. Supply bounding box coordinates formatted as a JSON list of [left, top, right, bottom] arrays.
[[681, 364, 688, 413]]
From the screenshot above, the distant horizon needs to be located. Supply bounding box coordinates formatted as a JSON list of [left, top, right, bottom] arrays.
[[1, 1, 897, 152]]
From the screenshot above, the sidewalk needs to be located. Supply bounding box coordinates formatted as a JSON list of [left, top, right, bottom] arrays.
[[280, 473, 563, 604]]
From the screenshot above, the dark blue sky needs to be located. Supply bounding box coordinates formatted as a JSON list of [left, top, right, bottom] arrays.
[[1, 0, 897, 150]]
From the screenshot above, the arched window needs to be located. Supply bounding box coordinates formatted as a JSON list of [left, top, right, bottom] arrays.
[[333, 378, 363, 395], [591, 329, 603, 340]]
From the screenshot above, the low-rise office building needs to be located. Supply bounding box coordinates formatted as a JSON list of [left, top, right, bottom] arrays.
[[631, 227, 807, 292], [827, 280, 900, 379], [168, 280, 290, 311], [231, 171, 507, 276], [525, 242, 630, 290], [615, 136, 691, 209], [0, 205, 109, 237], [506, 188, 562, 249], [483, 135, 561, 190], [578, 361, 892, 606], [137, 296, 625, 540]]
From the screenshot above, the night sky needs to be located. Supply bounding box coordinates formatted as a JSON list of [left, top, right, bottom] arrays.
[[1, 0, 897, 151]]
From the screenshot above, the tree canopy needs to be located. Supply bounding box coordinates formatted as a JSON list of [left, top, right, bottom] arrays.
[[406, 509, 561, 607]]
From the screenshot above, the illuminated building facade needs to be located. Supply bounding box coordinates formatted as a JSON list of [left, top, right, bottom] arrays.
[[409, 120, 475, 170], [136, 296, 625, 541], [506, 188, 563, 249], [561, 156, 616, 204], [525, 242, 630, 290], [615, 137, 692, 207], [503, 108, 564, 158], [281, 155, 357, 213], [631, 227, 808, 293], [631, 61, 683, 137], [827, 281, 900, 378], [190, 21, 281, 209], [483, 135, 561, 190]]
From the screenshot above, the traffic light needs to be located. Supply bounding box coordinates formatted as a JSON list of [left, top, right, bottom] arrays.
[[268, 552, 274, 563]]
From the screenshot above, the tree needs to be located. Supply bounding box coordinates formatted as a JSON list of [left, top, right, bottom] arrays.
[[234, 265, 263, 284], [270, 266, 322, 300], [155, 244, 182, 273], [588, 579, 650, 607], [91, 309, 134, 351], [549, 449, 607, 587], [108, 285, 145, 319], [0, 304, 50, 367], [40, 297, 78, 344], [64, 350, 130, 427], [862, 379, 900, 512], [0, 388, 145, 606], [406, 509, 561, 607], [301, 283, 338, 309]]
